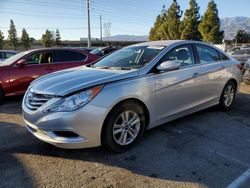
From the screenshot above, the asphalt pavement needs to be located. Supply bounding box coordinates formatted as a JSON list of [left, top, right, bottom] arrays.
[[0, 83, 250, 188]]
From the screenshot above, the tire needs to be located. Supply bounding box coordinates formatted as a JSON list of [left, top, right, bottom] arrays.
[[0, 89, 4, 105], [102, 101, 146, 153], [219, 81, 236, 110]]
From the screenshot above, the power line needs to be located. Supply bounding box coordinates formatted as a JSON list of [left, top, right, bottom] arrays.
[[91, 0, 159, 16], [90, 0, 157, 18], [0, 26, 99, 30]]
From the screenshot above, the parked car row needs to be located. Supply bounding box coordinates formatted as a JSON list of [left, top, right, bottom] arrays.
[[0, 46, 121, 103], [90, 46, 122, 57], [243, 59, 250, 84], [0, 48, 98, 102], [0, 50, 18, 62], [20, 40, 242, 152]]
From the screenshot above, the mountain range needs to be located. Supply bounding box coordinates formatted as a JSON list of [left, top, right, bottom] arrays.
[[220, 17, 250, 40], [101, 17, 250, 42], [102, 35, 148, 42]]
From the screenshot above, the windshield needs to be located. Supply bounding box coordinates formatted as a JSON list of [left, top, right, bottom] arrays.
[[0, 51, 27, 65], [233, 49, 250, 55], [90, 48, 103, 55], [92, 46, 164, 69]]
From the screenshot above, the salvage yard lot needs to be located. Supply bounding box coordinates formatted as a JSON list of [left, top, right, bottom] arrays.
[[0, 84, 250, 188]]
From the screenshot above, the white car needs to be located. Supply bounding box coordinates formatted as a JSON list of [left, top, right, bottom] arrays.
[[22, 40, 242, 152]]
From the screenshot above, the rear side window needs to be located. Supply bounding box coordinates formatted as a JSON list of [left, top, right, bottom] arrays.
[[196, 44, 220, 64], [54, 50, 87, 63]]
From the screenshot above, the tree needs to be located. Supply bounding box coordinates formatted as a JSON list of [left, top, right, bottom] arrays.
[[149, 0, 182, 40], [55, 29, 61, 47], [21, 28, 30, 50], [0, 31, 4, 50], [234, 30, 250, 43], [149, 15, 164, 40], [41, 29, 54, 47], [164, 0, 182, 39], [8, 19, 18, 50], [181, 0, 201, 40], [198, 0, 223, 43], [149, 5, 167, 41]]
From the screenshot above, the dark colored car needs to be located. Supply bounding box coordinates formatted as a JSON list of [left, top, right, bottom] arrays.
[[0, 50, 18, 62], [90, 46, 122, 57], [77, 47, 97, 52], [231, 48, 250, 71], [0, 48, 98, 103], [243, 59, 250, 85]]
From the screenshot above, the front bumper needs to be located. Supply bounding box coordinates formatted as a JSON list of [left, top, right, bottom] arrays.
[[23, 101, 110, 149]]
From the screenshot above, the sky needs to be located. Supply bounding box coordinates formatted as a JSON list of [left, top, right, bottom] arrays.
[[1, 0, 250, 40]]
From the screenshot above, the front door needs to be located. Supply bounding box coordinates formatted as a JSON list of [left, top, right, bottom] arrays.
[[154, 44, 202, 122], [9, 51, 56, 95]]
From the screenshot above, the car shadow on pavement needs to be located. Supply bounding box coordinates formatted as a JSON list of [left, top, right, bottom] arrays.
[[0, 95, 23, 114], [1, 92, 250, 187]]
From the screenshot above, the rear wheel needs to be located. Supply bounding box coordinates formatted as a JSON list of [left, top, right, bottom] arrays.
[[102, 101, 146, 152], [219, 81, 236, 110]]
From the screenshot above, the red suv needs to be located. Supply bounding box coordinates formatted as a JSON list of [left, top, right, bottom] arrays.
[[0, 48, 99, 103]]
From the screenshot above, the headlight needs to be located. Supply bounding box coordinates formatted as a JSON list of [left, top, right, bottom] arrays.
[[43, 85, 103, 113]]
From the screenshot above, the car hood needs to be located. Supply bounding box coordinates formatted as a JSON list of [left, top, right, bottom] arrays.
[[30, 66, 139, 96]]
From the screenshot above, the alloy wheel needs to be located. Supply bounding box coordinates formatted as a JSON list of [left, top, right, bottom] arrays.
[[223, 85, 235, 107], [113, 110, 140, 145]]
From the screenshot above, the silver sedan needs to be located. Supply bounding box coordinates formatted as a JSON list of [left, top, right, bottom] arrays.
[[22, 40, 242, 152]]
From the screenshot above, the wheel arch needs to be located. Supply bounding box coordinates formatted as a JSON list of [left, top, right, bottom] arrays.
[[101, 98, 150, 140], [228, 78, 237, 88]]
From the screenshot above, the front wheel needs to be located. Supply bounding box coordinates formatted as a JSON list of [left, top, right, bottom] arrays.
[[219, 81, 236, 110], [102, 101, 146, 152]]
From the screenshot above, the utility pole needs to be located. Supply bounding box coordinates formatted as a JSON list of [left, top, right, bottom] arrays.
[[86, 0, 91, 47], [100, 15, 102, 45]]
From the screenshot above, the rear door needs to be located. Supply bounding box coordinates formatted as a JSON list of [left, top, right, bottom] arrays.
[[194, 44, 230, 104], [54, 50, 88, 71], [9, 51, 55, 94]]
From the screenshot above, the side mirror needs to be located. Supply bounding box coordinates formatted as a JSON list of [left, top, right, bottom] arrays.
[[157, 60, 181, 72], [16, 59, 27, 66]]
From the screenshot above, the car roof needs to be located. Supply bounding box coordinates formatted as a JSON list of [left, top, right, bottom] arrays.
[[131, 40, 185, 47], [25, 48, 89, 54], [237, 48, 250, 50]]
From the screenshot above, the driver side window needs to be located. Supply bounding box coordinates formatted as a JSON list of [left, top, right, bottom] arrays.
[[160, 45, 195, 67], [26, 52, 53, 65]]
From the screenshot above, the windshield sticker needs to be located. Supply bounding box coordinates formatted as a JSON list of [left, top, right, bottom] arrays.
[[147, 46, 165, 50]]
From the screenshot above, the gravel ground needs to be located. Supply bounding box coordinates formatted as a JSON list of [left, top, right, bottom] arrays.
[[0, 83, 250, 188]]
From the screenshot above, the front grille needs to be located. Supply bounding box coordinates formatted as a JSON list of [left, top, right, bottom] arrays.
[[25, 91, 53, 111]]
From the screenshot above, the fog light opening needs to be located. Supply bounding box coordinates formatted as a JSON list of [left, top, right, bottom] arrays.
[[53, 131, 79, 138]]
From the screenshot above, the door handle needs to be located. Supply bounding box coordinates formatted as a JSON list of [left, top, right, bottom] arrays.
[[192, 72, 199, 77]]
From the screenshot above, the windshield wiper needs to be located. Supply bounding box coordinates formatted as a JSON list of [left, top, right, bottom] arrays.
[[93, 66, 132, 70], [94, 66, 111, 69], [110, 67, 132, 70]]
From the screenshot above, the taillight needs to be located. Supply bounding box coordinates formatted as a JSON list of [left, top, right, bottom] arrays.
[[236, 64, 244, 70]]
